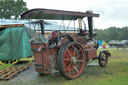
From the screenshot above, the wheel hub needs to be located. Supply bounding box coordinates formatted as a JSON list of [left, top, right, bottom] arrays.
[[71, 56, 77, 64]]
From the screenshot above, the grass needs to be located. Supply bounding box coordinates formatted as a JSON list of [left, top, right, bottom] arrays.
[[0, 48, 128, 85], [0, 64, 13, 70]]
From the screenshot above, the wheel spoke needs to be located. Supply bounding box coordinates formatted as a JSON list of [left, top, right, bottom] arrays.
[[77, 59, 83, 63], [101, 60, 105, 65], [66, 65, 72, 75], [64, 64, 70, 72], [72, 47, 77, 56], [101, 55, 106, 61], [68, 67, 71, 75], [78, 49, 81, 53], [67, 49, 73, 57], [73, 65, 79, 73], [75, 49, 81, 58], [64, 58, 71, 62]]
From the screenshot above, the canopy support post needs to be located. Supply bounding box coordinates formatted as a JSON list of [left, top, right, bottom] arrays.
[[88, 17, 93, 39], [40, 20, 45, 35], [78, 18, 82, 33]]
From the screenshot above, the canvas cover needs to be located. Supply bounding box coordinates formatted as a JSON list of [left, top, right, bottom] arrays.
[[0, 26, 47, 60]]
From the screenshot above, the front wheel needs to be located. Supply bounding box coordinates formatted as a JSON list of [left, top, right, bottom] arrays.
[[98, 51, 108, 67], [58, 42, 86, 80]]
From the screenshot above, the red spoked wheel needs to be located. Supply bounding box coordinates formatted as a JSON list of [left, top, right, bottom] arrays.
[[58, 42, 86, 80]]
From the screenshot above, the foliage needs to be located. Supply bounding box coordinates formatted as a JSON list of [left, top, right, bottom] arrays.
[[0, 0, 28, 19], [95, 26, 128, 42]]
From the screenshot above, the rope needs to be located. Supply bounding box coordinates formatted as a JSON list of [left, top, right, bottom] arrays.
[[82, 19, 87, 31], [59, 20, 63, 31], [74, 20, 76, 34], [65, 20, 72, 33]]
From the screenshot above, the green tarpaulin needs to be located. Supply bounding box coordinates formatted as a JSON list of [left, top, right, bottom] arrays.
[[0, 26, 33, 60], [0, 26, 46, 61]]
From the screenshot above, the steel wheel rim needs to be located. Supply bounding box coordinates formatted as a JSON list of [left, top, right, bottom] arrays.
[[99, 52, 108, 67], [63, 43, 85, 78], [101, 53, 107, 65]]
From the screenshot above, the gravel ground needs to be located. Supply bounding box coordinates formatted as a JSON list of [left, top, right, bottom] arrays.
[[9, 65, 38, 82], [0, 63, 100, 85], [0, 65, 68, 85]]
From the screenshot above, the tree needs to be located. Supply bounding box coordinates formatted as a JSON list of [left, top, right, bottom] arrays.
[[95, 26, 128, 42], [0, 0, 28, 19]]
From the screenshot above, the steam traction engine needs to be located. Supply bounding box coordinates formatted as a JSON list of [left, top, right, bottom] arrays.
[[21, 8, 111, 80]]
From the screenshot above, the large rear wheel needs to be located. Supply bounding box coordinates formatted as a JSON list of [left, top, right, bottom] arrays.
[[58, 42, 86, 80]]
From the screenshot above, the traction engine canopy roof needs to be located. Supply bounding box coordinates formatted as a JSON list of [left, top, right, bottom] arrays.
[[21, 8, 99, 20]]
